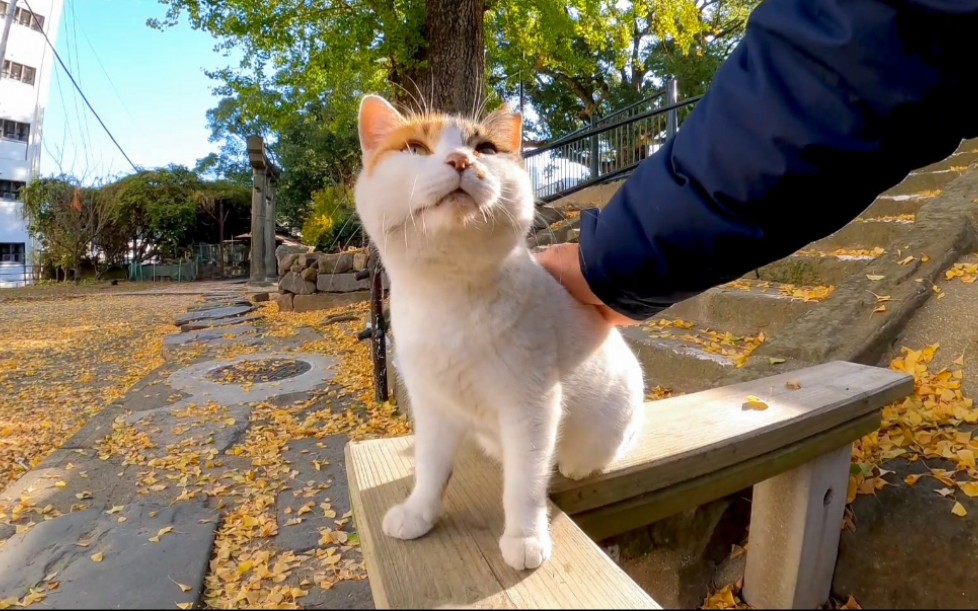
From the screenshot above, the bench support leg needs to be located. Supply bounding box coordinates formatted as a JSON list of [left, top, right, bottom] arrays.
[[742, 443, 852, 609]]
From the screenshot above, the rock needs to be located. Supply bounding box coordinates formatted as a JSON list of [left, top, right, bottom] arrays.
[[318, 272, 389, 293], [301, 266, 319, 282], [0, 503, 218, 609], [320, 253, 354, 274], [833, 458, 978, 608], [293, 294, 340, 313], [279, 272, 317, 295], [290, 262, 303, 273], [174, 305, 254, 326], [353, 252, 368, 272], [278, 292, 294, 312], [251, 292, 270, 303], [278, 253, 299, 277], [276, 244, 310, 266], [181, 315, 260, 332]]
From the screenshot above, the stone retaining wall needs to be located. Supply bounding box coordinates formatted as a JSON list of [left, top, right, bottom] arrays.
[[274, 245, 386, 312]]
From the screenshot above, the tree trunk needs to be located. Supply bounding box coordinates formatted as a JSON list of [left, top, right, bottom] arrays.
[[399, 0, 486, 116]]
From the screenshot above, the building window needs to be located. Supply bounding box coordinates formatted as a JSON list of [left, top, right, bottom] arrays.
[[0, 119, 30, 142], [0, 179, 25, 200], [0, 2, 44, 31], [2, 60, 36, 85], [0, 243, 26, 264]]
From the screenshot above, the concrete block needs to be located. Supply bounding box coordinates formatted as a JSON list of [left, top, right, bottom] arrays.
[[278, 292, 294, 312]]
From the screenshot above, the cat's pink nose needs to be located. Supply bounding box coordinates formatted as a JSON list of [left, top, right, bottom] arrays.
[[445, 151, 474, 172]]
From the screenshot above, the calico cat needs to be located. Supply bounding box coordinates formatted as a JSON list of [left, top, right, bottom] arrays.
[[353, 95, 644, 571]]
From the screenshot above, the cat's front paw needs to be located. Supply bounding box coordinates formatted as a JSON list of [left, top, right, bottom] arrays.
[[499, 531, 553, 570], [382, 502, 437, 540], [558, 460, 598, 481]]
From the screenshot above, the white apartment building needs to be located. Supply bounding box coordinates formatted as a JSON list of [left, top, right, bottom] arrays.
[[0, 0, 63, 287]]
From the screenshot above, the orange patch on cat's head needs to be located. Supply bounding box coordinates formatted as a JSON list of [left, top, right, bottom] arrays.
[[357, 95, 523, 175]]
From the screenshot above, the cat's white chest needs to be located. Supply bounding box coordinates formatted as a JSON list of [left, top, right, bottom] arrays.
[[391, 291, 522, 430]]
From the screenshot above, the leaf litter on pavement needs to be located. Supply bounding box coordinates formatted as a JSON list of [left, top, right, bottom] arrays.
[[0, 292, 414, 609]]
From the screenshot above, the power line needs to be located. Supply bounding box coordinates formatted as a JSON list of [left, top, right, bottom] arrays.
[[21, 0, 138, 172]]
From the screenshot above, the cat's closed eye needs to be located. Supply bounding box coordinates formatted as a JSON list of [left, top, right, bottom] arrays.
[[403, 141, 431, 156], [475, 142, 498, 155]]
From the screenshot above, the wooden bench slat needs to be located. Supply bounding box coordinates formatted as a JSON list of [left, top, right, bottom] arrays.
[[346, 436, 661, 610], [569, 410, 880, 540], [549, 361, 913, 515]]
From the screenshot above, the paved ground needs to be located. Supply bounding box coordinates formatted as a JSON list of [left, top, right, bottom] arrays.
[[0, 282, 407, 609]]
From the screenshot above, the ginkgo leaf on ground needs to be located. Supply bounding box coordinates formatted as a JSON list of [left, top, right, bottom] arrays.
[[952, 502, 968, 517], [90, 551, 104, 563], [742, 395, 769, 411]]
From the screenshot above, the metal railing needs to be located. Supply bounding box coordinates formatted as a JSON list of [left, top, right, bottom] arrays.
[[524, 79, 702, 203]]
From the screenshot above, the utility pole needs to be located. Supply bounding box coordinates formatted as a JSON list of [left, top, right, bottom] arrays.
[[0, 0, 19, 77]]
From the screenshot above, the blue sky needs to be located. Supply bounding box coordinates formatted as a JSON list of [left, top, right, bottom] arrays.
[[40, 0, 236, 181]]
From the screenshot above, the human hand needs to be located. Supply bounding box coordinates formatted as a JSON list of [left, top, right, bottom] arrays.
[[535, 243, 643, 327]]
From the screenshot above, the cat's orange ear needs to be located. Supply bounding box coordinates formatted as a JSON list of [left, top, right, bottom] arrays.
[[484, 104, 523, 153], [358, 95, 404, 156]]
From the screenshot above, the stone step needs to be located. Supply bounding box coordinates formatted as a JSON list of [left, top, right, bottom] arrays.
[[622, 321, 766, 394], [658, 280, 828, 337], [860, 196, 928, 219], [917, 150, 978, 173], [881, 169, 960, 198], [954, 138, 978, 154], [756, 250, 882, 286], [810, 216, 913, 251]]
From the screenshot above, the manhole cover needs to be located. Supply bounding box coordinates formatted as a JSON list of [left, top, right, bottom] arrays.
[[206, 358, 312, 385]]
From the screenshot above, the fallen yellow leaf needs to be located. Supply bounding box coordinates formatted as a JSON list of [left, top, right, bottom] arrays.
[[54, 481, 67, 489], [904, 474, 923, 486], [742, 395, 769, 410], [866, 274, 885, 281], [90, 551, 104, 563], [767, 357, 786, 365], [898, 255, 915, 266], [176, 604, 193, 610], [952, 502, 968, 517], [961, 482, 978, 498]]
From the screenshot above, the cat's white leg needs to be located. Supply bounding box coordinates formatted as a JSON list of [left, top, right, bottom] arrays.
[[382, 405, 463, 541], [557, 403, 643, 480], [498, 385, 561, 571], [557, 363, 645, 481]]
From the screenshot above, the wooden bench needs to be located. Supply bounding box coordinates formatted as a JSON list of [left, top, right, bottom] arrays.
[[346, 361, 913, 610]]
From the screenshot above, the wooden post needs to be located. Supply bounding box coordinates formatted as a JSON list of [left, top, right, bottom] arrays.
[[742, 443, 853, 609], [264, 175, 278, 281]]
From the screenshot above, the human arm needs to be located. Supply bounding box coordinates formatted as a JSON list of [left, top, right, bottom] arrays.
[[571, 0, 978, 322]]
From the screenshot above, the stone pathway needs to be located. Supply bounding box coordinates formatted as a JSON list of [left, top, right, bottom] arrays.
[[0, 291, 380, 609]]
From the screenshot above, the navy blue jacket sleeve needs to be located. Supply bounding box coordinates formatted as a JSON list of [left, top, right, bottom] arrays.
[[578, 0, 978, 321]]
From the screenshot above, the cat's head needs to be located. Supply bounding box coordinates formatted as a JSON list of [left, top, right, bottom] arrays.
[[353, 95, 533, 272]]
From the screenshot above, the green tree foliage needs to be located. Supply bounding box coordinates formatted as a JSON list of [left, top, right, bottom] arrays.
[[20, 176, 117, 282], [102, 165, 203, 262], [151, 0, 759, 225], [22, 166, 253, 282], [488, 0, 759, 139], [301, 184, 362, 253]]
